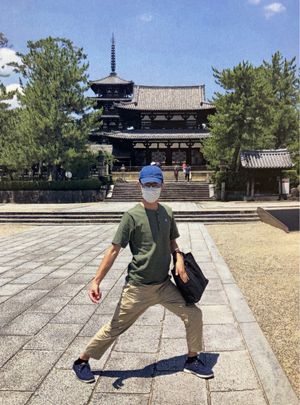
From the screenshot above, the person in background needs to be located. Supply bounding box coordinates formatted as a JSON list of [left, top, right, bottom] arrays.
[[174, 164, 179, 182], [185, 165, 191, 182], [182, 161, 187, 176], [120, 164, 126, 180]]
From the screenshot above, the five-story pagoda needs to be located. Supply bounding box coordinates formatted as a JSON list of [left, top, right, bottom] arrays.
[[89, 36, 215, 168]]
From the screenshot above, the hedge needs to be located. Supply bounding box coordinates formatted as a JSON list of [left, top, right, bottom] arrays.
[[0, 179, 102, 191], [281, 170, 300, 188]]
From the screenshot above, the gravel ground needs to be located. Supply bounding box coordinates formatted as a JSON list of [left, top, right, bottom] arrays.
[[207, 222, 300, 398], [0, 224, 35, 237]]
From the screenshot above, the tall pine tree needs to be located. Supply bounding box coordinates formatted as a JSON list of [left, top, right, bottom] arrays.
[[12, 37, 102, 178], [203, 61, 274, 171], [203, 53, 299, 172], [0, 33, 27, 176], [263, 52, 299, 166]]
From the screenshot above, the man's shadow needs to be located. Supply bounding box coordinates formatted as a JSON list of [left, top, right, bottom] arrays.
[[93, 353, 219, 389]]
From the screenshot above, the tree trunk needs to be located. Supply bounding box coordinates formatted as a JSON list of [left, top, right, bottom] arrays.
[[47, 165, 52, 181], [51, 165, 58, 181], [231, 145, 241, 172], [38, 161, 42, 179]]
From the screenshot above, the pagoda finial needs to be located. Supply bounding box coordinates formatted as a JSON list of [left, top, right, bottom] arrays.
[[111, 33, 116, 74]]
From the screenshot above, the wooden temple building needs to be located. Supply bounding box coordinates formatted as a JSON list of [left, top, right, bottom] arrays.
[[239, 149, 294, 198], [89, 35, 215, 168]]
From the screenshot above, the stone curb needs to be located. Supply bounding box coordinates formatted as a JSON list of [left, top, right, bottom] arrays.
[[200, 224, 298, 405]]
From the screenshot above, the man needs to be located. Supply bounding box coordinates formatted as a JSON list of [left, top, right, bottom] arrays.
[[185, 165, 191, 182], [73, 165, 214, 383], [173, 164, 179, 182]]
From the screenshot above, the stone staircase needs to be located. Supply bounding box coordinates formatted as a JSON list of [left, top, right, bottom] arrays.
[[0, 210, 260, 225], [108, 181, 211, 201]]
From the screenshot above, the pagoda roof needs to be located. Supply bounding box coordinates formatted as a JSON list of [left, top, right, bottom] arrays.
[[240, 149, 293, 169], [103, 130, 211, 141], [90, 73, 133, 86], [116, 85, 214, 111]]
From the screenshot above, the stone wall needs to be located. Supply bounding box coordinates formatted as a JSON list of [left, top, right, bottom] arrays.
[[0, 190, 105, 203]]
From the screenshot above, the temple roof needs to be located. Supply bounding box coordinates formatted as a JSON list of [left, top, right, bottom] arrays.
[[90, 73, 133, 86], [240, 149, 293, 169], [116, 85, 214, 111], [103, 130, 211, 140]]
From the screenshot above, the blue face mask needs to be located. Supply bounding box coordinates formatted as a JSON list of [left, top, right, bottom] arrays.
[[141, 186, 162, 203]]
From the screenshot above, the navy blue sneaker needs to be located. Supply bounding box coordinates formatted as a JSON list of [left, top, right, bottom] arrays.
[[73, 361, 95, 383], [183, 358, 214, 379]]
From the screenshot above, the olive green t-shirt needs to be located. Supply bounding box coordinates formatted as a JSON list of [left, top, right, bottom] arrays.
[[112, 203, 180, 285]]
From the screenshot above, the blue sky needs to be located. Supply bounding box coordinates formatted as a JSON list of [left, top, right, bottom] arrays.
[[1, 0, 298, 99]]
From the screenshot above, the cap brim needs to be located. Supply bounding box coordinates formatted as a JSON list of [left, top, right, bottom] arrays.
[[140, 177, 162, 184]]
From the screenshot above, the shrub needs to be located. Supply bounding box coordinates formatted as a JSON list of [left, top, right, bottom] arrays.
[[0, 179, 102, 191], [212, 171, 248, 191], [281, 170, 299, 188], [68, 154, 98, 179]]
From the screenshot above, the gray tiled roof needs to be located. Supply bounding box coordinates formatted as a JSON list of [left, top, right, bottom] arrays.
[[90, 73, 133, 85], [117, 85, 214, 111], [240, 149, 293, 169], [104, 130, 211, 140]]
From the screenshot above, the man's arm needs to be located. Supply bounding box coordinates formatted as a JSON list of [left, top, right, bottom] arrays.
[[170, 239, 188, 283], [88, 243, 121, 303]]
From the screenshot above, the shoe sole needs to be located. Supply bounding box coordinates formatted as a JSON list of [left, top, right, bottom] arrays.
[[183, 368, 214, 379], [73, 370, 95, 384]]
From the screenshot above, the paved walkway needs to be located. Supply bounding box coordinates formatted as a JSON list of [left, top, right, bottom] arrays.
[[0, 222, 298, 404]]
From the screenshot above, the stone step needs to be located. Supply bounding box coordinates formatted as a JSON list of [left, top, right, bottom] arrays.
[[0, 210, 259, 224], [0, 214, 258, 220], [109, 181, 212, 202], [0, 217, 259, 224], [0, 210, 258, 216], [107, 197, 212, 200]]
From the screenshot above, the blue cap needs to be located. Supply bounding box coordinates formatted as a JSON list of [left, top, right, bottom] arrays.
[[139, 165, 163, 184]]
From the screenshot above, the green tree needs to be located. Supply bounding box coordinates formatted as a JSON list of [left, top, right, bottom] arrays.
[[12, 37, 102, 179], [203, 61, 274, 171], [100, 151, 118, 175], [0, 33, 27, 177], [263, 52, 299, 168], [0, 32, 12, 138], [203, 53, 299, 172]]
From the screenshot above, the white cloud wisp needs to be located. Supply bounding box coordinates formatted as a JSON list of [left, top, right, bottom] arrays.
[[139, 13, 153, 22], [0, 48, 21, 77], [4, 83, 22, 109], [264, 2, 286, 19]]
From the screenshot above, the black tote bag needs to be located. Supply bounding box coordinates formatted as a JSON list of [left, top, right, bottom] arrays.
[[171, 252, 209, 305]]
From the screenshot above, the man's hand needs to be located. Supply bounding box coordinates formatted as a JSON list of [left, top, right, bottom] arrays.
[[175, 262, 189, 284], [88, 280, 102, 303]]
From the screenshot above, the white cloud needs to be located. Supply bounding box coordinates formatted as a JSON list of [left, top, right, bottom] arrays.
[[4, 83, 22, 109], [139, 13, 153, 22], [0, 48, 21, 77], [248, 0, 261, 5], [264, 2, 286, 18]]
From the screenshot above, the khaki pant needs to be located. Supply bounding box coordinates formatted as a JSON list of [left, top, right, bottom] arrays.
[[84, 278, 203, 359]]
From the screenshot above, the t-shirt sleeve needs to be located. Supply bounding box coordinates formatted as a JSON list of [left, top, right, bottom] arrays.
[[170, 213, 180, 240], [112, 212, 134, 248]]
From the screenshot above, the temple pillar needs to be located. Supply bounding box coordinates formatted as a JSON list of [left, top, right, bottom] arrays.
[[143, 141, 151, 165], [164, 141, 172, 165], [131, 143, 136, 167], [186, 141, 194, 164], [251, 177, 255, 197]]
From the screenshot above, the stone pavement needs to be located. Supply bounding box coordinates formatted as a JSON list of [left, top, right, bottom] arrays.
[[0, 222, 298, 405]]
